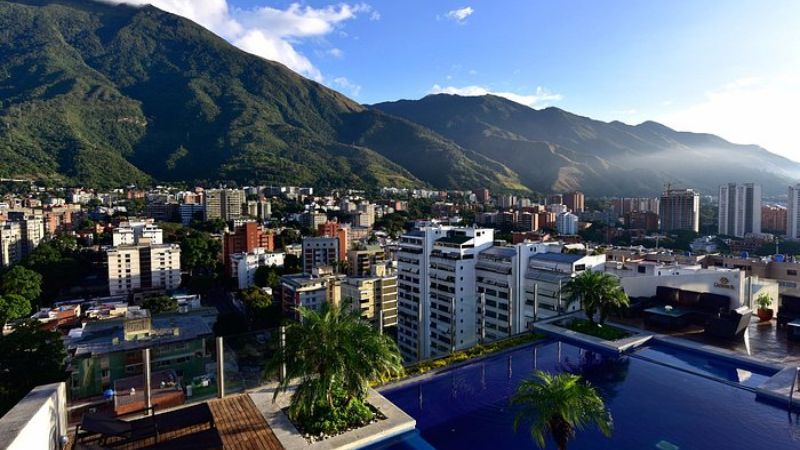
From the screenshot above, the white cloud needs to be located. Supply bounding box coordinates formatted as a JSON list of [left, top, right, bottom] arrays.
[[100, 0, 373, 81], [327, 48, 344, 58], [332, 77, 362, 97], [442, 6, 474, 24], [429, 84, 562, 107], [658, 75, 800, 161]]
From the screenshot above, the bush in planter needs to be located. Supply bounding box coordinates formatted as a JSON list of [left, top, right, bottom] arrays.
[[269, 302, 403, 436], [755, 293, 774, 321]]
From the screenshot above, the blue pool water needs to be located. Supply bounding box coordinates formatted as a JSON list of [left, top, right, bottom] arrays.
[[380, 341, 800, 450]]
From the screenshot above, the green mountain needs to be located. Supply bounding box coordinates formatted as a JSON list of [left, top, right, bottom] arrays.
[[374, 94, 800, 196], [0, 0, 525, 191]]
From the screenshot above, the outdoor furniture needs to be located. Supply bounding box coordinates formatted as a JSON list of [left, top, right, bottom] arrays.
[[75, 403, 216, 447], [788, 319, 800, 341], [644, 306, 693, 329], [704, 307, 752, 339], [778, 295, 800, 327], [650, 287, 731, 325], [74, 407, 157, 446]]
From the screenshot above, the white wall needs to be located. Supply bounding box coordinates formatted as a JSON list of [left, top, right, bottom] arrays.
[[0, 383, 66, 450]]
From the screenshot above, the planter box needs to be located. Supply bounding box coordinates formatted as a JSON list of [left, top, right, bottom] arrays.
[[248, 384, 415, 450]]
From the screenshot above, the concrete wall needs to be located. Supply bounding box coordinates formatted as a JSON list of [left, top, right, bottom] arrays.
[[0, 382, 66, 450]]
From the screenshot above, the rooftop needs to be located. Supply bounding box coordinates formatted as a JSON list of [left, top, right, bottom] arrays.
[[528, 252, 583, 264]]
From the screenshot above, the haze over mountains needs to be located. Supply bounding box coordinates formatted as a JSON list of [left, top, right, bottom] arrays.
[[1, 0, 797, 196]]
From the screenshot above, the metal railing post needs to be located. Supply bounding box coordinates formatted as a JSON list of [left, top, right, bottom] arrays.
[[279, 326, 287, 382], [378, 310, 384, 335], [142, 348, 152, 415], [216, 337, 225, 398]]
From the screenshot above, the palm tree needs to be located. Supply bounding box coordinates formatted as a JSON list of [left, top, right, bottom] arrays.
[[562, 271, 629, 325], [270, 301, 403, 432], [511, 370, 613, 450]]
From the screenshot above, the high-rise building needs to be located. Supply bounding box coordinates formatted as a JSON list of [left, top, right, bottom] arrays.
[[347, 245, 386, 277], [787, 184, 800, 239], [659, 189, 700, 233], [280, 269, 343, 320], [0, 217, 44, 268], [547, 194, 563, 205], [761, 205, 787, 235], [563, 191, 585, 213], [302, 237, 339, 272], [342, 276, 398, 330], [556, 212, 579, 235], [718, 183, 761, 237], [396, 226, 494, 361], [230, 248, 285, 289], [107, 244, 181, 296], [473, 188, 491, 204], [317, 222, 349, 262], [204, 189, 245, 221]]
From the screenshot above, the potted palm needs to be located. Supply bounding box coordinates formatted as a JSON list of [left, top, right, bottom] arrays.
[[511, 370, 613, 450], [755, 293, 774, 322]]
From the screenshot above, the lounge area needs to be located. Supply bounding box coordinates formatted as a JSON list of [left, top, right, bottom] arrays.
[[631, 286, 751, 339], [68, 394, 284, 450]]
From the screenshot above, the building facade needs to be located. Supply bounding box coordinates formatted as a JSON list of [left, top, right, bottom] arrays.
[[107, 244, 181, 296], [718, 183, 761, 237], [301, 236, 339, 272], [659, 188, 700, 233]]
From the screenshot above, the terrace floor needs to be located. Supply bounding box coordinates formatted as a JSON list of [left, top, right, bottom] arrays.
[[69, 394, 284, 450], [615, 315, 800, 367]]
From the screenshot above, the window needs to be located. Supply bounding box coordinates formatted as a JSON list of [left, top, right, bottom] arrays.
[[638, 266, 647, 274], [788, 270, 798, 276]]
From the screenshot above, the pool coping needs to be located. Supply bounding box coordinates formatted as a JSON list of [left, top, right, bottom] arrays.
[[532, 312, 655, 354], [377, 337, 548, 392], [248, 383, 416, 450]]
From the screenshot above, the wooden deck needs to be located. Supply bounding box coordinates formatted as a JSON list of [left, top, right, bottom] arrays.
[[69, 395, 284, 450]]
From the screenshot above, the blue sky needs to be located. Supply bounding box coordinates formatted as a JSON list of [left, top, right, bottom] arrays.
[[107, 1, 800, 160]]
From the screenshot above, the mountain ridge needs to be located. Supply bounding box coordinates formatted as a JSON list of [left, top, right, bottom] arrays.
[[373, 94, 800, 195]]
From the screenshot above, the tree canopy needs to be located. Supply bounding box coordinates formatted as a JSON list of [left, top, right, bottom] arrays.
[[142, 295, 178, 314], [0, 266, 42, 307]]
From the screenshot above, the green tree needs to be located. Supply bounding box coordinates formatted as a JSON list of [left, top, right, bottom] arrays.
[[0, 294, 31, 327], [0, 266, 42, 306], [562, 271, 629, 325], [142, 295, 178, 314], [240, 287, 272, 309], [0, 320, 67, 415], [511, 371, 613, 450], [270, 302, 403, 435], [253, 266, 281, 289], [180, 232, 221, 275]]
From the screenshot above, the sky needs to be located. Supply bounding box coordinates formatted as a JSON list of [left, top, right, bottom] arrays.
[[103, 1, 800, 161]]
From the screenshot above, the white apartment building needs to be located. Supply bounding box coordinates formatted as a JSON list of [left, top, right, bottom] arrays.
[[396, 226, 494, 361], [107, 244, 181, 296], [231, 248, 285, 289], [280, 270, 343, 320], [718, 183, 761, 238], [204, 189, 245, 221], [112, 220, 164, 246], [524, 252, 606, 320], [0, 217, 44, 268]]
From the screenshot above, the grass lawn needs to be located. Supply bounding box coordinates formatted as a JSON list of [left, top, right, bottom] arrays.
[[565, 318, 631, 341]]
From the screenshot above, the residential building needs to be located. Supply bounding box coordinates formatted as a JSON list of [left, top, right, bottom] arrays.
[[563, 191, 585, 213], [245, 198, 271, 220], [718, 183, 761, 237], [341, 276, 399, 330], [230, 249, 285, 290], [0, 217, 44, 268], [659, 188, 700, 233], [65, 309, 212, 399], [348, 245, 387, 277], [107, 244, 181, 296], [525, 252, 606, 319], [302, 236, 339, 272], [279, 269, 344, 320], [787, 184, 800, 239], [178, 203, 205, 226], [204, 189, 245, 221], [762, 205, 787, 235], [317, 221, 349, 261], [112, 220, 164, 246], [223, 222, 275, 277], [396, 226, 494, 361], [624, 211, 659, 232], [556, 212, 578, 235], [301, 212, 328, 230], [473, 188, 491, 204]]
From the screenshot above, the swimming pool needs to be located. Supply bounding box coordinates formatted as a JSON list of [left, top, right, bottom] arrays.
[[379, 340, 800, 450]]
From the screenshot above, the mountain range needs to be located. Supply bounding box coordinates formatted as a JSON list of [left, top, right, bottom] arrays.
[[1, 0, 797, 196]]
